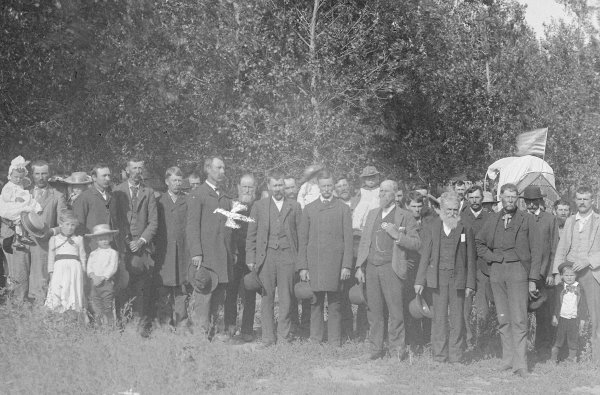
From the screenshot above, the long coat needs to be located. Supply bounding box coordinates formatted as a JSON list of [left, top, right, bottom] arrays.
[[186, 182, 234, 283], [460, 208, 491, 276], [415, 217, 477, 290], [530, 211, 559, 278], [475, 209, 542, 281], [356, 207, 421, 280], [155, 192, 189, 287], [297, 198, 353, 292], [29, 186, 67, 299], [246, 197, 302, 270], [73, 186, 123, 251]]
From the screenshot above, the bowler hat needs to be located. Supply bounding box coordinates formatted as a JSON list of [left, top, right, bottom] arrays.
[[294, 281, 316, 303], [244, 270, 264, 293], [528, 288, 548, 311], [521, 185, 545, 200], [64, 171, 93, 185], [85, 224, 119, 238], [348, 282, 367, 305], [409, 294, 433, 319], [191, 266, 219, 295], [558, 261, 574, 274], [482, 191, 498, 204], [20, 212, 49, 239], [360, 166, 380, 178]]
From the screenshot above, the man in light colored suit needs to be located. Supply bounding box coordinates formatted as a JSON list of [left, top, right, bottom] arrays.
[[28, 160, 67, 303], [355, 180, 421, 359], [113, 158, 158, 335], [552, 186, 600, 363]]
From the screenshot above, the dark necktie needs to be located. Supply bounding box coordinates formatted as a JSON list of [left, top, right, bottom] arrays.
[[502, 213, 512, 229], [131, 186, 138, 209]]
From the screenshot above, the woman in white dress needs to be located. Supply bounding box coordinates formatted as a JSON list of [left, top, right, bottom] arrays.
[[45, 210, 87, 313]]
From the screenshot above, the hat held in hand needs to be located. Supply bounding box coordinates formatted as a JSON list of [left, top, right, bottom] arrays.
[[84, 224, 119, 238], [294, 281, 316, 303], [244, 270, 264, 293], [348, 282, 367, 306], [409, 294, 433, 319], [191, 266, 218, 294], [21, 212, 49, 239]]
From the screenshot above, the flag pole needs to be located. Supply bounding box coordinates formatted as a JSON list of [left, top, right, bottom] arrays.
[[543, 128, 548, 161]]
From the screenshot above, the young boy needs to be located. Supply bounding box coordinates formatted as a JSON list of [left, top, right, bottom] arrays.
[[85, 224, 119, 326], [0, 156, 41, 248], [551, 262, 588, 363]]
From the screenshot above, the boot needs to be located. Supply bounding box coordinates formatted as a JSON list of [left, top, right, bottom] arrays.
[[550, 346, 559, 362]]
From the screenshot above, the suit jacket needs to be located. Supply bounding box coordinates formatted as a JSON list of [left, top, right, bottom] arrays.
[[155, 192, 189, 286], [297, 197, 353, 292], [553, 213, 600, 285], [415, 217, 476, 290], [356, 207, 421, 280], [186, 182, 234, 283], [113, 181, 158, 244], [475, 209, 542, 281], [552, 282, 587, 319], [73, 186, 123, 251], [461, 208, 491, 275], [246, 197, 302, 270], [530, 211, 559, 278]]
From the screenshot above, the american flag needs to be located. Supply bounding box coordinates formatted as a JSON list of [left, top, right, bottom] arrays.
[[516, 128, 548, 157]]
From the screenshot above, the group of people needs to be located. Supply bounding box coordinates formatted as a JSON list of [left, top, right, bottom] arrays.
[[1, 154, 599, 378]]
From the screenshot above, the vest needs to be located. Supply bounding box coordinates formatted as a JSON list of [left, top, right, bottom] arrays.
[[267, 200, 290, 250], [493, 215, 520, 262], [566, 218, 592, 265], [439, 229, 456, 270], [368, 208, 395, 266]]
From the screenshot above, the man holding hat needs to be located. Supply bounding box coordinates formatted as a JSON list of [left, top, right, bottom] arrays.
[[28, 160, 67, 303], [416, 191, 476, 363], [552, 186, 600, 363], [246, 171, 302, 347], [476, 183, 542, 377], [522, 185, 560, 358], [352, 166, 381, 233], [297, 170, 353, 346], [355, 180, 421, 359]]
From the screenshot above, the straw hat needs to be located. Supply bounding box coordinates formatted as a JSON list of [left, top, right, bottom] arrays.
[[64, 172, 93, 185], [21, 212, 49, 238], [360, 166, 380, 178], [84, 224, 119, 238]]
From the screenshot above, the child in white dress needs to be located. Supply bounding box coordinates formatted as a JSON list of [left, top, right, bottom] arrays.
[[45, 210, 87, 313], [0, 156, 42, 248]]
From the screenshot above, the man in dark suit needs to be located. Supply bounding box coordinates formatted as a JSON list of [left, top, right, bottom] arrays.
[[246, 171, 302, 347], [355, 180, 421, 359], [155, 167, 189, 329], [113, 158, 158, 335], [415, 191, 476, 363], [476, 183, 541, 377], [224, 173, 258, 342], [522, 185, 559, 358], [186, 156, 234, 340], [297, 170, 353, 346], [28, 160, 67, 303], [460, 185, 492, 348]]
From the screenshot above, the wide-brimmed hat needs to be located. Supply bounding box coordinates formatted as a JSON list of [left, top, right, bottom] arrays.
[[528, 288, 548, 311], [303, 164, 323, 180], [20, 212, 49, 239], [360, 166, 380, 178], [482, 191, 498, 204], [348, 282, 367, 306], [409, 294, 433, 319], [191, 266, 218, 295], [294, 281, 315, 302], [521, 185, 545, 200], [244, 270, 264, 293], [64, 172, 93, 185], [84, 224, 119, 238], [48, 175, 68, 186]]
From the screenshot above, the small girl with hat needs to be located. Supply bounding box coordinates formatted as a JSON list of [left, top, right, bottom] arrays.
[[0, 155, 42, 248], [551, 262, 588, 363], [64, 171, 93, 208], [45, 209, 87, 314], [85, 224, 119, 326]]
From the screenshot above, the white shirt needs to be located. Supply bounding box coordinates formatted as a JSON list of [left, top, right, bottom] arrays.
[[470, 208, 481, 218], [560, 281, 580, 319], [87, 247, 119, 279], [575, 211, 593, 232], [206, 180, 219, 195], [168, 190, 178, 203], [320, 196, 332, 204], [443, 222, 452, 237], [96, 186, 107, 201], [272, 196, 284, 211], [381, 204, 395, 219], [128, 182, 140, 199]]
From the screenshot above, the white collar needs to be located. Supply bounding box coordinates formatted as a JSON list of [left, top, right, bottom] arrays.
[[576, 211, 593, 221], [381, 204, 395, 218], [272, 196, 284, 205], [470, 208, 482, 218], [320, 196, 332, 203], [206, 180, 218, 191], [564, 281, 579, 288], [443, 222, 453, 236]]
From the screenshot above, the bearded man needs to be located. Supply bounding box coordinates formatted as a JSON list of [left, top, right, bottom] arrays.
[[553, 198, 571, 239], [415, 191, 476, 363], [476, 183, 541, 377], [355, 180, 420, 359]]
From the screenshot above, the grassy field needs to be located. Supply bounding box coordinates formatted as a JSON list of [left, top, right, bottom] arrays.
[[1, 302, 599, 395]]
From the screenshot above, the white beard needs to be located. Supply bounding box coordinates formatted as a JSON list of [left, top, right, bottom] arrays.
[[441, 214, 459, 230]]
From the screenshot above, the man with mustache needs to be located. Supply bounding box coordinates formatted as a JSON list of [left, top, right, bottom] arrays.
[[553, 199, 571, 239], [355, 180, 421, 359], [247, 171, 302, 347], [283, 177, 298, 200], [522, 185, 560, 359], [460, 185, 492, 349], [476, 183, 541, 377], [415, 191, 476, 363], [552, 186, 600, 363], [224, 173, 258, 342], [113, 158, 158, 336]]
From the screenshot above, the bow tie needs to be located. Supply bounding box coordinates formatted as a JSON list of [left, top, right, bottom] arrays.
[[564, 285, 578, 294], [502, 213, 513, 220]]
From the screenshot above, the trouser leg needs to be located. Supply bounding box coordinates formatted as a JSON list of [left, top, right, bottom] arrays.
[[310, 291, 326, 343], [491, 273, 513, 368], [432, 270, 450, 362], [326, 291, 342, 346], [448, 272, 465, 362], [259, 253, 277, 343], [240, 288, 256, 335], [380, 264, 405, 354], [366, 263, 385, 352], [276, 249, 295, 341], [579, 267, 600, 362]]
